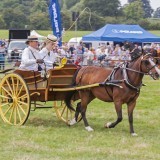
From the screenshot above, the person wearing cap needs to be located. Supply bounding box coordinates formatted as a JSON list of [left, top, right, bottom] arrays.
[[19, 35, 53, 71], [40, 34, 60, 70]]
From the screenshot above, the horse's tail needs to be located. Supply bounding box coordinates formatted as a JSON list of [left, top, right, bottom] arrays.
[[64, 90, 77, 111], [64, 67, 81, 111]]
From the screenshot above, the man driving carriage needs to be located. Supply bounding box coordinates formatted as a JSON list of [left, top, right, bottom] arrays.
[[19, 34, 58, 71]]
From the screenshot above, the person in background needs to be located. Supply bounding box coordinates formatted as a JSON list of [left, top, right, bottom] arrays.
[[96, 46, 106, 63], [0, 42, 6, 70], [82, 48, 94, 66], [68, 44, 75, 55], [19, 35, 53, 71], [113, 44, 122, 56]]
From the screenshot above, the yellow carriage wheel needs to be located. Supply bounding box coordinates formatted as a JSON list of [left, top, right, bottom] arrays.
[[0, 73, 30, 125], [54, 100, 81, 125]]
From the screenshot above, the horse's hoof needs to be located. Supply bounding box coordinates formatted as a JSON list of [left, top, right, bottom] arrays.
[[69, 118, 77, 126], [85, 126, 94, 132], [104, 122, 112, 128], [131, 133, 138, 136]]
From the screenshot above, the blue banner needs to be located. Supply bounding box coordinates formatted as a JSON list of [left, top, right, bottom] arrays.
[[49, 0, 62, 46]]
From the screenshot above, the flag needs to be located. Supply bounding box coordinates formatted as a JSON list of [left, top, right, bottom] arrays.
[[49, 0, 62, 46]]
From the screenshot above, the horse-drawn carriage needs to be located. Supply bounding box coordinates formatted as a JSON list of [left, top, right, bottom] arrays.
[[0, 60, 106, 126], [0, 62, 81, 125]]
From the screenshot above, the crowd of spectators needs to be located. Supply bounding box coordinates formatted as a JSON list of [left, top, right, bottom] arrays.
[[46, 42, 132, 67], [53, 42, 160, 67]]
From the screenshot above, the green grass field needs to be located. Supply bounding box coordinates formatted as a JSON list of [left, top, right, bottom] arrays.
[[0, 76, 160, 160], [0, 30, 91, 42]]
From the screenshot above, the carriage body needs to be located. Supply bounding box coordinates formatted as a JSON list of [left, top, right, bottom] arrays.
[[14, 64, 78, 102]]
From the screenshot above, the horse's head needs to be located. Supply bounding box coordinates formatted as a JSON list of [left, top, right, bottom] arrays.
[[141, 54, 160, 80]]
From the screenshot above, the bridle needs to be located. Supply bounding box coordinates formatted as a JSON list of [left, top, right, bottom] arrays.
[[146, 58, 158, 78], [120, 54, 158, 91], [128, 53, 158, 72]]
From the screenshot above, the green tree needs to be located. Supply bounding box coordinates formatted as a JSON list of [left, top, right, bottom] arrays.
[[83, 0, 121, 17], [124, 0, 144, 21], [2, 8, 28, 29], [153, 7, 160, 18], [0, 15, 6, 29], [61, 10, 72, 30], [128, 0, 153, 18], [69, 0, 84, 11], [138, 19, 151, 29], [29, 12, 51, 30], [31, 0, 48, 13], [77, 12, 105, 31], [65, 0, 80, 9]]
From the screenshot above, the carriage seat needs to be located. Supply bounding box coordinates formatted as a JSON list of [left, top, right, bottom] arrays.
[[14, 69, 47, 90]]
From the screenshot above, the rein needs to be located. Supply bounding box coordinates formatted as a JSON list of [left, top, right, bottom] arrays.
[[124, 67, 145, 75]]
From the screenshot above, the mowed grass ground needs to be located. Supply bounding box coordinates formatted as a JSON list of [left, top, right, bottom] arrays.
[[0, 76, 160, 160]]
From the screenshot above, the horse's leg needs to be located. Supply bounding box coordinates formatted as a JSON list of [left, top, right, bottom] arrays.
[[127, 101, 137, 136], [75, 102, 81, 121], [79, 91, 94, 132], [69, 102, 81, 125], [105, 102, 123, 128], [69, 91, 94, 131]]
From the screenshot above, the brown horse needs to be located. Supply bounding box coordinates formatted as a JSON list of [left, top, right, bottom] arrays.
[[65, 53, 160, 136]]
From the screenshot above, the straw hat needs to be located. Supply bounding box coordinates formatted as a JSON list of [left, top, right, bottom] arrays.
[[26, 35, 38, 44], [46, 34, 57, 42]]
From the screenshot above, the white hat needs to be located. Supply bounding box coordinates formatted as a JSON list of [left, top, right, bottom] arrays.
[[47, 34, 57, 42], [26, 35, 38, 44]]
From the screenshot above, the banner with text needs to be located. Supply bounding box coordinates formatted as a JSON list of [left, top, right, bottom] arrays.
[[49, 0, 62, 46]]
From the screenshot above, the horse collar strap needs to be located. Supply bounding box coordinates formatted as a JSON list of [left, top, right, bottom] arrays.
[[122, 63, 142, 91]]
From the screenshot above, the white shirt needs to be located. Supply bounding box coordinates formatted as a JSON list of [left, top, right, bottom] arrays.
[[40, 48, 59, 70], [19, 46, 48, 71]]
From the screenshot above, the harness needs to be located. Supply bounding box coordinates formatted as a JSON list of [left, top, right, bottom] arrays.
[[104, 62, 142, 91], [122, 63, 143, 91]]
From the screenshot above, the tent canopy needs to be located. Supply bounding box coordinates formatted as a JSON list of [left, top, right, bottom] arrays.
[[82, 24, 160, 43]]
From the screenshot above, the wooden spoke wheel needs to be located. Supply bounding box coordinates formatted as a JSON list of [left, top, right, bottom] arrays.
[[0, 73, 30, 125], [54, 100, 81, 125]]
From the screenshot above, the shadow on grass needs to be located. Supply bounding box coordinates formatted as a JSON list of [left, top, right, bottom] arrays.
[[26, 116, 69, 128]]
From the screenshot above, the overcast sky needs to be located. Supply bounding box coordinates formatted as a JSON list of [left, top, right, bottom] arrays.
[[120, 0, 160, 10]]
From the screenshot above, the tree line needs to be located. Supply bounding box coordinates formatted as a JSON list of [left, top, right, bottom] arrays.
[[0, 0, 160, 31]]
